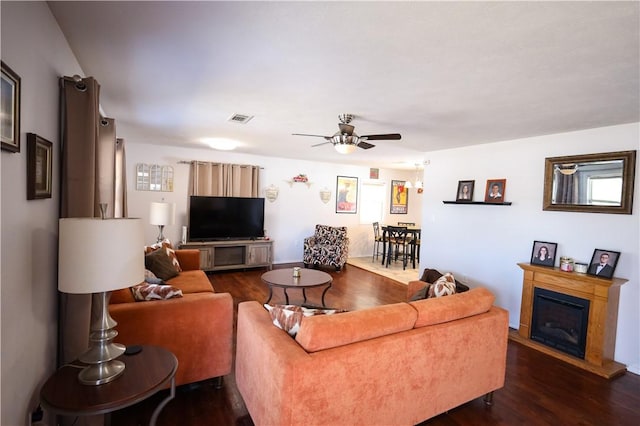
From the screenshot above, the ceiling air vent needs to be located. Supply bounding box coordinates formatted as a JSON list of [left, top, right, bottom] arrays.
[[228, 113, 254, 124]]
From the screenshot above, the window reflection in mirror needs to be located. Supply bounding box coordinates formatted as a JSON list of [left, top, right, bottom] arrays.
[[543, 151, 636, 214]]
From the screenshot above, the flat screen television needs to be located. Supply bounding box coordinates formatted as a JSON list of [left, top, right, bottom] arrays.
[[189, 196, 265, 241]]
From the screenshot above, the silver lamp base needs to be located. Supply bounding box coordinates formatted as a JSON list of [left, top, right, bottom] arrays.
[[77, 291, 127, 385]]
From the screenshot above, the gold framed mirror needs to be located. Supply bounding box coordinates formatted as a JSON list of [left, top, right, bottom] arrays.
[[543, 150, 636, 214]]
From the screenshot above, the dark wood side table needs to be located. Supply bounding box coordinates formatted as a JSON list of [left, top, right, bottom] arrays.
[[40, 345, 177, 426]]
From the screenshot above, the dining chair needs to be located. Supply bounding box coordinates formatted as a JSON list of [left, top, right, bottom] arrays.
[[372, 222, 384, 262], [384, 226, 410, 269]]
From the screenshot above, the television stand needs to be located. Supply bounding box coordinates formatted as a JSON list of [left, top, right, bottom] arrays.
[[180, 240, 273, 272]]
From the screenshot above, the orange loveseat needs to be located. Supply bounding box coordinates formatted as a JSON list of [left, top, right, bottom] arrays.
[[235, 287, 508, 426], [109, 249, 233, 387]]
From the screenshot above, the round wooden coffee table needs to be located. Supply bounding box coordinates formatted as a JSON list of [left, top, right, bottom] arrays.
[[261, 268, 332, 307]]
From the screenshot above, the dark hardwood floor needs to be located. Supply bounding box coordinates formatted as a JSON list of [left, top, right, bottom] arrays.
[[112, 264, 640, 426]]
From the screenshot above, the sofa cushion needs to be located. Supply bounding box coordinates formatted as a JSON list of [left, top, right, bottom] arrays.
[[110, 286, 137, 304], [144, 269, 164, 284], [132, 283, 183, 301], [165, 270, 214, 294], [145, 248, 180, 280], [295, 302, 417, 352], [263, 304, 343, 337], [409, 287, 495, 328]]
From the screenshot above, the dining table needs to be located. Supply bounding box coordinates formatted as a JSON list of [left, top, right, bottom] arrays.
[[380, 225, 421, 268]]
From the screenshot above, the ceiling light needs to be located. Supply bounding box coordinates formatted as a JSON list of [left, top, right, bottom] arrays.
[[331, 134, 359, 154], [201, 138, 239, 151]]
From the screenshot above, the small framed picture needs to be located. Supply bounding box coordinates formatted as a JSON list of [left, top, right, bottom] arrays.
[[1, 61, 21, 152], [27, 133, 53, 200], [530, 241, 557, 267], [484, 178, 506, 203], [587, 249, 620, 279], [456, 180, 474, 202]]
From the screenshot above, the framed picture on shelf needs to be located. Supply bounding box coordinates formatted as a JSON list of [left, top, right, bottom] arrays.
[[336, 176, 358, 213], [390, 180, 408, 214], [587, 249, 620, 279], [27, 133, 53, 200], [484, 178, 506, 203], [456, 180, 474, 202], [1, 61, 21, 152], [530, 241, 557, 267]]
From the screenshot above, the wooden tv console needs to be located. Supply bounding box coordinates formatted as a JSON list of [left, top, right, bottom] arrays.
[[180, 240, 273, 272]]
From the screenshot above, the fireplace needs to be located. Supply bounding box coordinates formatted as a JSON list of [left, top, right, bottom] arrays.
[[531, 288, 590, 359]]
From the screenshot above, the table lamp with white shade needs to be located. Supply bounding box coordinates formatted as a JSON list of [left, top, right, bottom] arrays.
[[149, 201, 176, 243], [58, 217, 144, 385]]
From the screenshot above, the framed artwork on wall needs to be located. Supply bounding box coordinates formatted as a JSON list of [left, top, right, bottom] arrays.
[[456, 180, 474, 202], [390, 180, 408, 214], [27, 133, 53, 200], [1, 61, 21, 152], [530, 240, 557, 267], [336, 176, 358, 213], [484, 178, 506, 203], [587, 249, 620, 279]]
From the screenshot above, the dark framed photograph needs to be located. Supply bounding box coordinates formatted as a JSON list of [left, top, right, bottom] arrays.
[[390, 180, 408, 214], [484, 178, 506, 203], [587, 249, 620, 279], [1, 61, 21, 152], [336, 175, 358, 213], [27, 133, 53, 200], [530, 241, 557, 267], [456, 180, 474, 202]]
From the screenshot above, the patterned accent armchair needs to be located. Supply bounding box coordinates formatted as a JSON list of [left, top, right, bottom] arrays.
[[303, 224, 349, 271]]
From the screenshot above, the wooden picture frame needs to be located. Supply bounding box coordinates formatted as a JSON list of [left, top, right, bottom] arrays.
[[484, 178, 506, 203], [1, 61, 21, 152], [456, 180, 474, 202], [27, 133, 53, 200], [587, 249, 620, 279], [336, 176, 358, 213], [390, 180, 408, 214], [530, 240, 557, 267]]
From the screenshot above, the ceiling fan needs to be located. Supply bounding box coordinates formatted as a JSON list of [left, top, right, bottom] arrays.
[[292, 114, 401, 154]]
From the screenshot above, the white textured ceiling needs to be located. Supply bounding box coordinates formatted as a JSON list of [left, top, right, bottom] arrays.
[[48, 1, 639, 170]]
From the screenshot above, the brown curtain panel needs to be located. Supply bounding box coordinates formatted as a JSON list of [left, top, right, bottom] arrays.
[[58, 77, 128, 371], [189, 161, 260, 197]]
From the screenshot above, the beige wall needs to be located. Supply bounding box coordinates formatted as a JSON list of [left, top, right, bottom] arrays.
[[1, 2, 85, 424], [420, 123, 640, 374]]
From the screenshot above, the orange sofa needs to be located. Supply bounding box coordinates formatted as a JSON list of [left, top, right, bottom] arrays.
[[235, 287, 508, 426], [109, 249, 233, 387]]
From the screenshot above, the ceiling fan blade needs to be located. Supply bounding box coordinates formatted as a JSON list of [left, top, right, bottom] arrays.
[[338, 123, 355, 135], [361, 133, 402, 141], [357, 141, 375, 150], [311, 141, 333, 148], [292, 133, 331, 139]]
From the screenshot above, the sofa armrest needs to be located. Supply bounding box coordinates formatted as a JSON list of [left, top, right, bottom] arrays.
[[110, 292, 233, 385], [407, 280, 427, 300], [175, 249, 200, 271]]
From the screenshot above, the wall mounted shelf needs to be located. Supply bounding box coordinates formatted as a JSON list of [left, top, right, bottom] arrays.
[[443, 201, 512, 206], [285, 180, 313, 188]]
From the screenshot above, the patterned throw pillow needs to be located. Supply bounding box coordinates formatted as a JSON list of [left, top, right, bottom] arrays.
[[144, 269, 164, 284], [427, 272, 457, 298], [263, 304, 344, 337], [144, 248, 180, 281], [144, 239, 182, 272], [131, 283, 183, 301]]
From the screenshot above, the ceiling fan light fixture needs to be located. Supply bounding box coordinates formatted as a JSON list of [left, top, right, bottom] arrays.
[[334, 143, 358, 154]]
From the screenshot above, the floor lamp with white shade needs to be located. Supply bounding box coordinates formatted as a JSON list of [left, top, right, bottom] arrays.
[[58, 217, 144, 385]]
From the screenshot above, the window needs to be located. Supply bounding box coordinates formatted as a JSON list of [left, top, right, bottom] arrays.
[[360, 181, 386, 224], [589, 176, 622, 205]]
